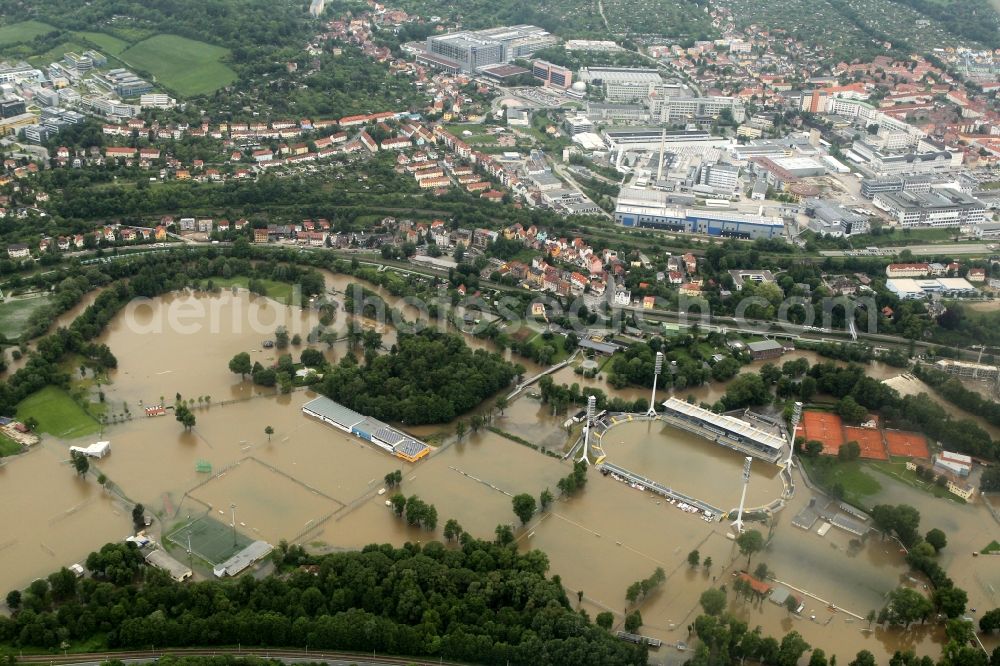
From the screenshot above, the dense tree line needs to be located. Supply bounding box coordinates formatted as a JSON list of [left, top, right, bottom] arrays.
[[685, 609, 996, 666], [0, 539, 646, 666], [798, 340, 909, 368], [318, 329, 517, 424], [913, 364, 1000, 432], [887, 0, 1000, 47], [537, 376, 648, 415]]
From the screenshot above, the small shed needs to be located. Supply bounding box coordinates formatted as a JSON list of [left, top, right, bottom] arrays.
[[770, 586, 804, 613]]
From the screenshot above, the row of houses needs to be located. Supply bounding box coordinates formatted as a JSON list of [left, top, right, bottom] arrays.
[[6, 224, 171, 258]]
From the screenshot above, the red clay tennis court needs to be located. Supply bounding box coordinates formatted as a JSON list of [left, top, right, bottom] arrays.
[[799, 411, 845, 456], [844, 426, 889, 461], [884, 430, 930, 459]]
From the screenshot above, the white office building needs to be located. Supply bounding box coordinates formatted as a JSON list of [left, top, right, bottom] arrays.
[[578, 67, 662, 102], [873, 189, 986, 227]]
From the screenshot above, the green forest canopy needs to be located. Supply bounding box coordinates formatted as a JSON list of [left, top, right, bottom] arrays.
[[319, 328, 518, 424], [0, 540, 647, 666]]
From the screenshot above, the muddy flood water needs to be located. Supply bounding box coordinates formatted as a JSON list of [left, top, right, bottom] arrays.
[[2, 273, 998, 664]]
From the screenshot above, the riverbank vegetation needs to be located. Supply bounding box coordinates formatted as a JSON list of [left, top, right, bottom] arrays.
[[0, 539, 647, 665], [912, 363, 1000, 431]]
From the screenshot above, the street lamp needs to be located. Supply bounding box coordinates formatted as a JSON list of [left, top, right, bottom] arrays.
[[231, 503, 237, 545]]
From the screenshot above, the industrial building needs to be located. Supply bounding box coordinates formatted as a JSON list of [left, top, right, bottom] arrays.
[[699, 163, 741, 192], [302, 396, 431, 462], [650, 96, 746, 124], [858, 174, 971, 199], [615, 187, 785, 239], [660, 397, 785, 463], [425, 25, 556, 72], [768, 156, 825, 177], [802, 199, 870, 236], [886, 277, 979, 300], [872, 189, 987, 227], [850, 140, 961, 177], [578, 67, 662, 102], [586, 102, 649, 124], [601, 128, 730, 152]]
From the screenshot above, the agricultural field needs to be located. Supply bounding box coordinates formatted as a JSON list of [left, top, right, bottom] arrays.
[[75, 30, 130, 55], [120, 34, 236, 97], [0, 20, 56, 46], [0, 296, 51, 341], [16, 386, 101, 439]]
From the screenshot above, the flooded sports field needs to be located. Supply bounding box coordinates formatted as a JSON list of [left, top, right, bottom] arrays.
[[597, 419, 784, 509], [2, 273, 999, 664]]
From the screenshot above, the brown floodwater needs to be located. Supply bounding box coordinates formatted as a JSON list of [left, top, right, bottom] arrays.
[[0, 441, 130, 589], [885, 374, 1000, 439], [97, 290, 326, 405], [600, 419, 783, 509], [3, 276, 997, 664]]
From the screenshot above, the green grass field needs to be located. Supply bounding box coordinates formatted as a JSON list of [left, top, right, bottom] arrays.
[[444, 125, 499, 144], [75, 31, 130, 55], [0, 432, 22, 457], [167, 515, 253, 565], [16, 386, 100, 439], [0, 296, 51, 340], [0, 20, 56, 46], [208, 277, 297, 304], [27, 41, 86, 67], [120, 34, 236, 97], [526, 331, 570, 364], [801, 458, 882, 504]]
